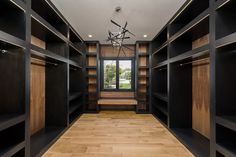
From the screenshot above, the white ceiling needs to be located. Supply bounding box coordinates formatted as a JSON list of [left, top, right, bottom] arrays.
[[51, 0, 186, 44]]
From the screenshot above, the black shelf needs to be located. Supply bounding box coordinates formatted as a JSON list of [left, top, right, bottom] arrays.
[[69, 44, 83, 65], [152, 45, 167, 66], [69, 102, 83, 114], [31, 17, 67, 57], [138, 53, 149, 56], [30, 127, 65, 157], [0, 0, 26, 40], [215, 143, 236, 157], [0, 114, 25, 132], [169, 16, 209, 58], [216, 32, 236, 48], [87, 74, 97, 78], [30, 44, 68, 63], [216, 0, 236, 40], [69, 27, 83, 45], [171, 128, 210, 157], [69, 92, 82, 102], [152, 103, 168, 116], [139, 66, 149, 69], [216, 116, 236, 132], [216, 124, 236, 157], [86, 66, 97, 69], [152, 27, 167, 52], [0, 141, 25, 157], [0, 122, 25, 157], [152, 93, 168, 102], [86, 52, 97, 56], [169, 0, 209, 38], [69, 60, 82, 69], [31, 0, 67, 37]]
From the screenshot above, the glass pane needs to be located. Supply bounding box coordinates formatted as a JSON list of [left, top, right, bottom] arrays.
[[119, 60, 132, 89], [104, 60, 116, 89]]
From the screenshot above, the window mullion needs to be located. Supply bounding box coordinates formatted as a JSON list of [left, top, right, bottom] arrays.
[[116, 60, 119, 90]]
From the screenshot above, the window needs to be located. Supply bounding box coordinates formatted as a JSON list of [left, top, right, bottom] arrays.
[[102, 59, 134, 91]]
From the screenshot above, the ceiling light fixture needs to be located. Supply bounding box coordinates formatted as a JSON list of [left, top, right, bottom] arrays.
[[143, 35, 148, 38], [88, 34, 93, 38]]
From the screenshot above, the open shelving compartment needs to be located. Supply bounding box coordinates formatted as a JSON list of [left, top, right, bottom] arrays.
[[152, 64, 168, 126], [152, 27, 167, 53], [69, 65, 84, 124], [215, 0, 236, 44], [31, 0, 68, 38], [215, 41, 236, 157], [152, 45, 167, 67], [85, 42, 99, 112], [30, 54, 67, 157], [31, 17, 67, 58], [0, 0, 26, 40], [136, 42, 150, 112], [169, 15, 209, 58], [0, 41, 26, 157], [169, 0, 209, 38], [169, 52, 210, 157], [69, 28, 83, 51]]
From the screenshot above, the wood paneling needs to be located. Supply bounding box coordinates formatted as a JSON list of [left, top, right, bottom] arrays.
[[31, 36, 46, 49], [88, 44, 97, 53], [192, 35, 210, 138], [88, 69, 96, 75], [192, 58, 210, 139], [139, 57, 148, 66], [30, 58, 46, 135], [192, 34, 209, 49], [100, 92, 135, 99], [44, 111, 194, 157], [87, 57, 97, 66], [100, 45, 135, 57], [139, 44, 148, 53]]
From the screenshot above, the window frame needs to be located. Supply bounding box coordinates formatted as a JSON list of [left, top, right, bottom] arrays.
[[101, 57, 135, 91]]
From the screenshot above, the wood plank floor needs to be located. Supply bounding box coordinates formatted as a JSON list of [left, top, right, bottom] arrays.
[[43, 111, 194, 157]]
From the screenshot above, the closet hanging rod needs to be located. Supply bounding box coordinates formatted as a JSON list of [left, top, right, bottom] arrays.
[[179, 58, 209, 67], [31, 58, 58, 66], [0, 49, 8, 54], [159, 67, 167, 71], [70, 67, 78, 71]]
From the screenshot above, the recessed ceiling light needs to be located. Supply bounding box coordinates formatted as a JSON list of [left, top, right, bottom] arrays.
[[88, 34, 93, 38], [143, 35, 148, 38]]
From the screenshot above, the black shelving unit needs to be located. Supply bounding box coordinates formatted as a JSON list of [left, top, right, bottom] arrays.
[[136, 41, 150, 113], [151, 0, 215, 157], [0, 0, 86, 156], [69, 65, 84, 124], [85, 41, 100, 112]]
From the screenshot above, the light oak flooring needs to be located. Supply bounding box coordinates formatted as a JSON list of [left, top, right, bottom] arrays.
[[43, 111, 194, 157]]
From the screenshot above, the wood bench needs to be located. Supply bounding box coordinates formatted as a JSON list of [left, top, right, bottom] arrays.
[[98, 99, 138, 110]]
